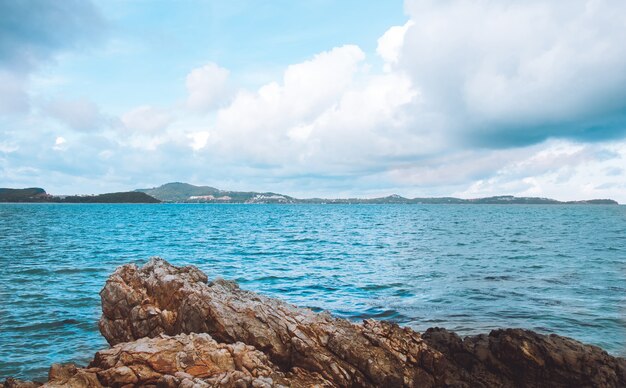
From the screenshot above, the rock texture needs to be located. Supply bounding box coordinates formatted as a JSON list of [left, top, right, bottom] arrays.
[[1, 334, 330, 388], [91, 332, 329, 387], [96, 258, 626, 387], [3, 257, 625, 387]]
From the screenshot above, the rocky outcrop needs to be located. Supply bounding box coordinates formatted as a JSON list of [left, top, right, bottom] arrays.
[[422, 328, 626, 387], [1, 334, 330, 388], [96, 258, 626, 387], [93, 333, 329, 387], [3, 257, 625, 387]]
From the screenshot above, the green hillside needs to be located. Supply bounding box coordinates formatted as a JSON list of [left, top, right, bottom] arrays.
[[137, 182, 295, 203], [0, 188, 50, 202], [136, 182, 221, 202], [61, 192, 160, 203], [0, 184, 618, 205]]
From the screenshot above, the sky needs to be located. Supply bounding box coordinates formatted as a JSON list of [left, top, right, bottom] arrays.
[[1, 0, 626, 202]]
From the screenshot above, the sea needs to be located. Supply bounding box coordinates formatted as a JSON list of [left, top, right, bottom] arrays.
[[1, 203, 625, 380]]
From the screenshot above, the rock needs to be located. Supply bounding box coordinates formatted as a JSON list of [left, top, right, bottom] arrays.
[[5, 258, 625, 387], [43, 364, 101, 388], [0, 378, 42, 388], [3, 333, 329, 387], [423, 327, 626, 387], [97, 257, 626, 387], [89, 332, 319, 387]]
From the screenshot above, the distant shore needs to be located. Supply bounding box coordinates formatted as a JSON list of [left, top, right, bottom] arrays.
[[0, 183, 619, 204]]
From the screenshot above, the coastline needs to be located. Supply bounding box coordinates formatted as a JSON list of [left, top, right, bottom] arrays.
[[1, 185, 620, 205], [3, 258, 625, 387]]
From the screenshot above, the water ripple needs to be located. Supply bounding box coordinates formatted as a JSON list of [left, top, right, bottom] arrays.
[[0, 203, 625, 380]]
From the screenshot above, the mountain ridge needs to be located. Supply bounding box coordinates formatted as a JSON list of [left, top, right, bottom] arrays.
[[0, 183, 619, 204], [135, 182, 619, 205], [136, 182, 296, 203], [0, 188, 160, 203]]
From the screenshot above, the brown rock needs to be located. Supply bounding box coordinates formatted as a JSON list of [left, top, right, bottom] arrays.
[[5, 333, 329, 387], [91, 333, 290, 386], [5, 258, 624, 387], [0, 378, 42, 388], [43, 364, 102, 388], [98, 257, 626, 387], [423, 327, 626, 387]]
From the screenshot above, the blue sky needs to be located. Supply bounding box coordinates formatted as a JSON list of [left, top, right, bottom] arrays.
[[1, 0, 626, 201], [38, 0, 404, 111]]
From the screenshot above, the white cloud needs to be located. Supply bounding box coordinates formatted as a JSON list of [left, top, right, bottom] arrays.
[[121, 105, 172, 133], [186, 62, 230, 112], [211, 45, 371, 163], [0, 141, 19, 153], [450, 140, 626, 201], [377, 20, 414, 69], [4, 1, 626, 203], [399, 0, 626, 143], [0, 1, 104, 119], [45, 97, 101, 131], [188, 131, 210, 150], [0, 71, 29, 115], [216, 45, 366, 134], [53, 136, 67, 151]]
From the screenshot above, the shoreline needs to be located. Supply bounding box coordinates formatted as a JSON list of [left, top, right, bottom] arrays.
[[3, 258, 625, 387]]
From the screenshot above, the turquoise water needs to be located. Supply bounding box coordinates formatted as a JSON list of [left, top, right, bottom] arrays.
[[1, 203, 625, 380]]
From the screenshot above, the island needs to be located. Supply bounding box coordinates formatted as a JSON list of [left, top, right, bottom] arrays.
[[0, 188, 160, 203], [1, 183, 618, 205], [138, 182, 619, 204]]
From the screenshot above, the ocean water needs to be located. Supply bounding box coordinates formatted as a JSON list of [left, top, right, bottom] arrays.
[[0, 203, 625, 380]]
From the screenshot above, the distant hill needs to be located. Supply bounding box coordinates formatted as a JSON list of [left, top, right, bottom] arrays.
[[300, 194, 618, 205], [136, 182, 221, 202], [0, 188, 51, 202], [301, 195, 467, 204], [0, 188, 160, 203], [0, 184, 618, 205], [136, 182, 295, 203], [466, 195, 560, 204], [464, 195, 618, 205], [60, 192, 160, 203], [133, 183, 619, 205]]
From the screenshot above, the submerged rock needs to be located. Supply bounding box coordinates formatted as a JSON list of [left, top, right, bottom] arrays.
[[3, 257, 625, 387]]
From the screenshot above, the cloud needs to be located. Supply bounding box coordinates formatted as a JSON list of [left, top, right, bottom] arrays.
[[377, 20, 414, 69], [0, 0, 104, 71], [44, 97, 102, 132], [3, 0, 626, 203], [450, 140, 626, 200], [398, 0, 626, 146], [188, 131, 210, 151], [0, 70, 29, 114], [121, 105, 172, 133], [0, 0, 104, 115], [0, 140, 18, 154], [211, 44, 370, 162], [52, 136, 67, 151], [186, 63, 230, 112], [605, 167, 624, 177]]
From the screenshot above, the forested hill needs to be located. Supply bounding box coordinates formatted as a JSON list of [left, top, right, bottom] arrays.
[[0, 184, 618, 205], [135, 183, 619, 205], [0, 188, 160, 203]]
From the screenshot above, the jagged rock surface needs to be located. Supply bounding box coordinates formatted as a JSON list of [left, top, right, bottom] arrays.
[[95, 257, 626, 387], [90, 332, 329, 387], [1, 333, 330, 388], [3, 258, 625, 387]]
